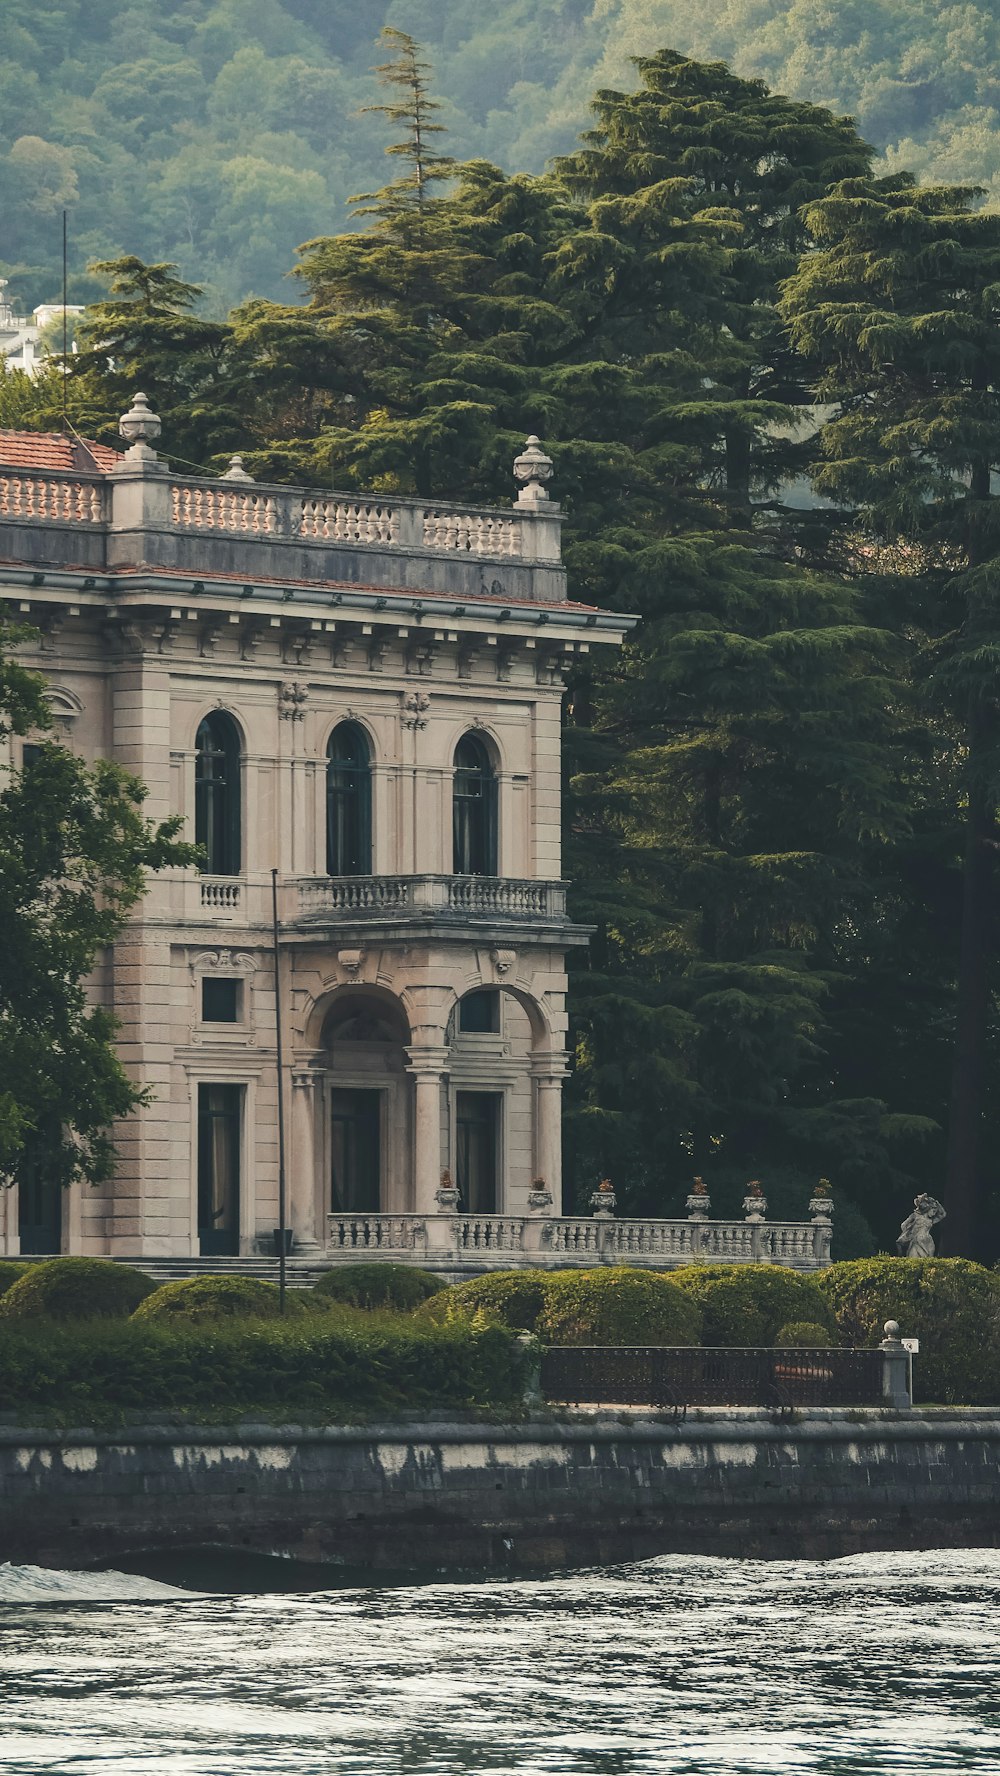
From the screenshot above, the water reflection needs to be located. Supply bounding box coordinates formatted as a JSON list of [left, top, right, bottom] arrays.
[[1, 1551, 1000, 1772]]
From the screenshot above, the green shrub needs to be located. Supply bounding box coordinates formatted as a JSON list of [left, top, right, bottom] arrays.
[[312, 1263, 446, 1312], [818, 1256, 1000, 1404], [0, 1261, 28, 1299], [414, 1269, 550, 1331], [775, 1320, 835, 1348], [133, 1275, 307, 1322], [536, 1268, 702, 1347], [0, 1257, 154, 1321], [0, 1315, 523, 1419], [670, 1264, 837, 1346]]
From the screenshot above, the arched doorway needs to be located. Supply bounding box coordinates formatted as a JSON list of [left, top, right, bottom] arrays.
[[195, 712, 242, 875], [320, 990, 410, 1216], [452, 733, 497, 876], [326, 722, 372, 875]]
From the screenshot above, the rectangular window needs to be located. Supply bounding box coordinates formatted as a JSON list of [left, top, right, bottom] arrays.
[[456, 1091, 500, 1214], [459, 990, 501, 1034], [202, 977, 241, 1023], [197, 1083, 242, 1256]]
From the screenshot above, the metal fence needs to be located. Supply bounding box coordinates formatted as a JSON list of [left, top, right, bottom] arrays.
[[539, 1345, 885, 1412]]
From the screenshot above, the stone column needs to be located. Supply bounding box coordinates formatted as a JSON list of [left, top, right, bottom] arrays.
[[531, 1059, 567, 1214], [290, 1067, 323, 1252], [407, 1047, 449, 1218]]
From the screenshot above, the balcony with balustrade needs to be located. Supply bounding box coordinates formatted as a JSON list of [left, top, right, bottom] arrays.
[[288, 873, 581, 944]]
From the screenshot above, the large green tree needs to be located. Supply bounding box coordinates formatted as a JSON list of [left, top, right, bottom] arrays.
[[780, 173, 1000, 1256], [0, 619, 193, 1193]]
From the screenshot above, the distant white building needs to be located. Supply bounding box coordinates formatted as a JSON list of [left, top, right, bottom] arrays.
[[0, 280, 83, 376]]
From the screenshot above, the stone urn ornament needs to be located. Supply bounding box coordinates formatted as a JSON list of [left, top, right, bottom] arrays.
[[686, 1175, 711, 1222], [118, 390, 162, 463], [896, 1193, 945, 1258], [528, 1176, 553, 1213], [513, 435, 554, 504], [808, 1178, 835, 1224], [436, 1168, 460, 1211], [743, 1179, 767, 1223], [591, 1177, 616, 1219]]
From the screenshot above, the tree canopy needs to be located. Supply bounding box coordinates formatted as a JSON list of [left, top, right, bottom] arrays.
[[3, 2, 1000, 315]]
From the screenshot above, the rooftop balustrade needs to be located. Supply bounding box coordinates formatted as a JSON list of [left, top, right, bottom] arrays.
[[0, 405, 571, 608]]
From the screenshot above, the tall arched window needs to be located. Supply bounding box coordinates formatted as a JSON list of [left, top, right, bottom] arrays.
[[453, 733, 497, 876], [327, 722, 372, 875], [195, 712, 241, 876]]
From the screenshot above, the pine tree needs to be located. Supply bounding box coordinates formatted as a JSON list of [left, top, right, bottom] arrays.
[[780, 174, 1000, 1255], [356, 27, 455, 216]]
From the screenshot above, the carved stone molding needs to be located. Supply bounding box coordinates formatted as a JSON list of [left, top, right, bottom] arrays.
[[491, 947, 517, 979], [401, 691, 430, 731], [337, 947, 366, 979], [279, 682, 308, 722]]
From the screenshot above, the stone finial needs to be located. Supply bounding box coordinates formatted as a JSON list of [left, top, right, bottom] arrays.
[[118, 391, 161, 458], [220, 454, 254, 483], [591, 1177, 616, 1218], [809, 1178, 834, 1223], [513, 434, 554, 505], [882, 1319, 901, 1344]]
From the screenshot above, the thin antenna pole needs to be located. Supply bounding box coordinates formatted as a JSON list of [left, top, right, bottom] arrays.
[[271, 867, 288, 1313], [61, 210, 68, 430]]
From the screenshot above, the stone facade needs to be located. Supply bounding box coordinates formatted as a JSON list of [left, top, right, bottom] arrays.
[[0, 406, 632, 1260]]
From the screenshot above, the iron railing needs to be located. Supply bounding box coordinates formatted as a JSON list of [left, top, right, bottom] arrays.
[[540, 1345, 885, 1412]]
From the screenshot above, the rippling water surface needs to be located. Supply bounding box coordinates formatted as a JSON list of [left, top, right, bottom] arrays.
[[2, 1549, 1000, 1773]]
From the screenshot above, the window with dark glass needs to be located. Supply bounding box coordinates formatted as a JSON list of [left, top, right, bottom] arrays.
[[195, 713, 241, 876], [327, 722, 372, 875], [202, 978, 241, 1023], [452, 733, 497, 876], [459, 989, 501, 1034], [197, 1083, 242, 1256]]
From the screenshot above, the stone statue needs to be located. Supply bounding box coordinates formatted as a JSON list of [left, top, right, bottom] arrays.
[[896, 1193, 946, 1258]]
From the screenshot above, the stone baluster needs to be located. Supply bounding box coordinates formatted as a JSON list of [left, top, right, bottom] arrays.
[[290, 1067, 323, 1253]]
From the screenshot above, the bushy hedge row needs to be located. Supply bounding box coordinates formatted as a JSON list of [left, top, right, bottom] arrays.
[[0, 1314, 523, 1419], [817, 1257, 1000, 1405], [419, 1267, 701, 1345], [669, 1264, 837, 1347], [134, 1275, 307, 1322], [313, 1264, 446, 1311], [0, 1257, 153, 1320]]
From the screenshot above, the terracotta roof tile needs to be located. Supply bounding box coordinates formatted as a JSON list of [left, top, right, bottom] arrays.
[[0, 430, 120, 473]]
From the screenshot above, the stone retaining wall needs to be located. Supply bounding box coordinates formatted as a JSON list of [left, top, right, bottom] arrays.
[[2, 1411, 999, 1571]]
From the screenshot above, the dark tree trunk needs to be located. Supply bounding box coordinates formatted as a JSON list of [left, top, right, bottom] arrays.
[[725, 428, 752, 524], [944, 756, 993, 1256]]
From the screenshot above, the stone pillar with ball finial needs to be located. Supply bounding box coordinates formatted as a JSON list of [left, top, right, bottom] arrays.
[[108, 392, 171, 563], [513, 434, 563, 563]]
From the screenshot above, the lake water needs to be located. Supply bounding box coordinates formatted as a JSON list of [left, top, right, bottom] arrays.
[[2, 1548, 1000, 1773]]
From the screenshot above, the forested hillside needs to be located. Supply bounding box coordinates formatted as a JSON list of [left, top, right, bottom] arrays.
[[3, 0, 1000, 313]]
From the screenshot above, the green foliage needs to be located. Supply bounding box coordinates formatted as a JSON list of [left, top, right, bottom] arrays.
[[536, 1268, 703, 1347], [0, 1257, 154, 1321], [0, 1260, 28, 1298], [415, 1270, 550, 1331], [312, 1264, 447, 1312], [132, 1275, 307, 1322], [817, 1256, 1000, 1404], [2, 3, 997, 315], [0, 1315, 524, 1418], [670, 1264, 837, 1346], [0, 617, 195, 1190], [775, 1320, 835, 1348]]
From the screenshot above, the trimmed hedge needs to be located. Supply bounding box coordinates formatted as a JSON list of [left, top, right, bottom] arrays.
[[775, 1321, 834, 1348], [537, 1269, 702, 1347], [0, 1315, 523, 1418], [669, 1264, 837, 1346], [133, 1275, 306, 1322], [0, 1261, 28, 1299], [0, 1257, 154, 1321], [818, 1256, 1000, 1404], [312, 1264, 446, 1312], [415, 1269, 549, 1331]]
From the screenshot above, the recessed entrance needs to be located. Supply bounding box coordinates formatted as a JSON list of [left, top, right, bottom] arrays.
[[456, 1091, 500, 1214], [198, 1083, 242, 1256], [331, 1089, 381, 1214]]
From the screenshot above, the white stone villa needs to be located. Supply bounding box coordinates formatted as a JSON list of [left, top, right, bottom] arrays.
[[0, 400, 833, 1273]]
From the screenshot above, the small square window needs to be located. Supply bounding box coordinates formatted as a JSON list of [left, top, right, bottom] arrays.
[[202, 977, 241, 1023], [459, 990, 500, 1034]]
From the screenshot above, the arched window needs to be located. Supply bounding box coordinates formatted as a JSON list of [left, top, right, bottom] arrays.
[[327, 722, 372, 875], [195, 713, 241, 876], [453, 733, 497, 876]]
